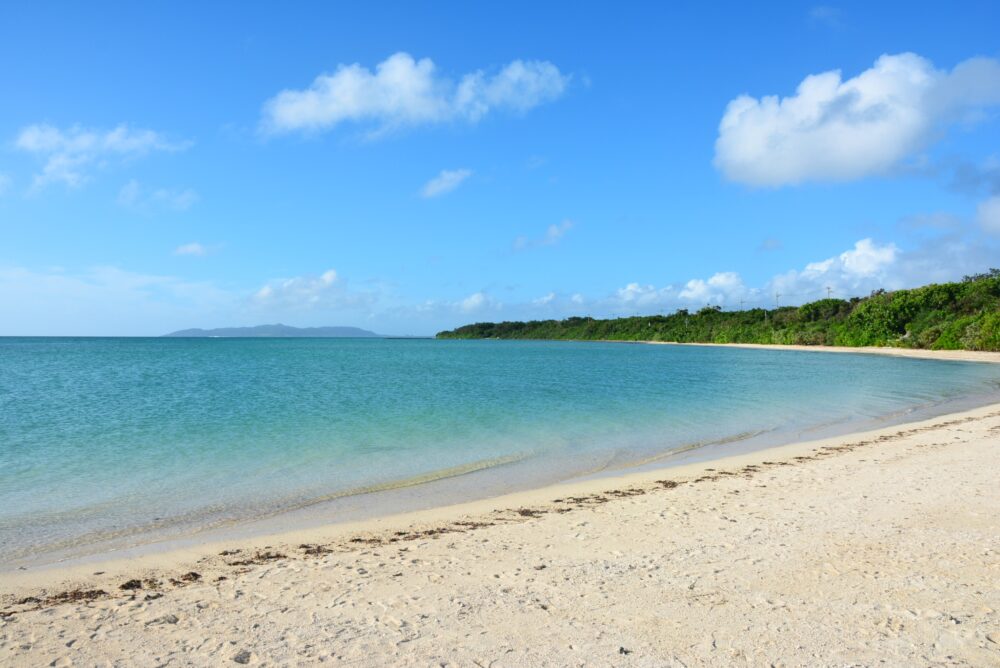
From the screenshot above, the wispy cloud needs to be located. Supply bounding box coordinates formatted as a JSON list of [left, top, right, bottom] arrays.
[[715, 53, 1000, 186], [899, 212, 963, 231], [978, 196, 1000, 234], [420, 168, 472, 198], [173, 242, 208, 256], [118, 179, 199, 212], [0, 173, 11, 197], [808, 5, 843, 28], [948, 154, 1000, 196], [2, 230, 994, 336], [261, 52, 569, 136], [532, 291, 556, 306], [14, 124, 190, 190], [525, 155, 547, 170], [411, 290, 503, 318], [513, 219, 574, 251], [0, 265, 233, 336]]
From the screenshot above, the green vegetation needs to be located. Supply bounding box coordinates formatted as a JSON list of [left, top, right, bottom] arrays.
[[436, 270, 1000, 351]]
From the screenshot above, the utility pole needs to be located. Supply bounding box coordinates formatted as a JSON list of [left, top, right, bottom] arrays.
[[774, 292, 781, 309], [826, 286, 832, 299], [739, 298, 745, 311]]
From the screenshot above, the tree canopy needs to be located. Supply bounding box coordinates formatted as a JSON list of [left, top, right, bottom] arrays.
[[437, 271, 1000, 351]]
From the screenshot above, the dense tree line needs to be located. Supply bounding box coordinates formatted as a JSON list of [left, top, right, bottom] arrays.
[[436, 270, 1000, 351]]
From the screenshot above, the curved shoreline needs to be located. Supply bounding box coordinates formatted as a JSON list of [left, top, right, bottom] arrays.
[[4, 400, 999, 664], [5, 350, 998, 576], [3, 390, 998, 596], [2, 344, 999, 589]]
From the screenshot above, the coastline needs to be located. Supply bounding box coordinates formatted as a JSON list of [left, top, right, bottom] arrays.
[[9, 342, 999, 575], [4, 399, 999, 663], [2, 343, 999, 591], [641, 340, 1000, 364]]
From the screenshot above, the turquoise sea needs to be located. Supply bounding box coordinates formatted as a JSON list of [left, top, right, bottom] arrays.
[[2, 337, 1000, 566]]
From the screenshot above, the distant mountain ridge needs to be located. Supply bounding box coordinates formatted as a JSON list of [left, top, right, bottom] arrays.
[[163, 324, 382, 338]]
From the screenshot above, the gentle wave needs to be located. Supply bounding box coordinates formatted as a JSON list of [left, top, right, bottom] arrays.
[[3, 337, 1000, 565], [0, 452, 530, 564]]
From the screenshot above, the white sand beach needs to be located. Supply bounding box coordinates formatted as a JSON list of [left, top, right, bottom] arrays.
[[644, 341, 1000, 364], [2, 345, 1000, 666], [10, 1, 1000, 663]]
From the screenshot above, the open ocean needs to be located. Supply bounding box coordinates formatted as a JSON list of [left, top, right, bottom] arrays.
[[3, 337, 1000, 566]]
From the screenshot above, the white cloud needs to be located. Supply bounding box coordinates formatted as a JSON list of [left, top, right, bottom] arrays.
[[0, 173, 11, 196], [460, 292, 487, 311], [420, 168, 472, 198], [514, 219, 574, 250], [615, 283, 674, 308], [532, 292, 556, 306], [351, 231, 994, 332], [839, 237, 898, 275], [261, 52, 569, 135], [458, 291, 503, 313], [118, 179, 199, 212], [254, 269, 336, 304], [174, 242, 207, 256], [715, 53, 1000, 186], [250, 269, 379, 313], [678, 271, 747, 304], [977, 196, 1000, 234], [768, 238, 899, 300], [601, 239, 905, 313], [14, 124, 190, 190]]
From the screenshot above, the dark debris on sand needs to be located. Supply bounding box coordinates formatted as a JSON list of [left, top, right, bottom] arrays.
[[299, 543, 332, 556], [226, 552, 285, 567]]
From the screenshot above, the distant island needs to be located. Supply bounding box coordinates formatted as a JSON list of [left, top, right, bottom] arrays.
[[437, 270, 1000, 352], [164, 324, 382, 338]]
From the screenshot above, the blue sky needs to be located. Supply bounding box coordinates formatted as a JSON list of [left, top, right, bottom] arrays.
[[1, 1, 999, 335]]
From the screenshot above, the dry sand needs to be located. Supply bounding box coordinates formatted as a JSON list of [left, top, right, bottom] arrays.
[[3, 346, 1000, 666], [643, 341, 1000, 364]]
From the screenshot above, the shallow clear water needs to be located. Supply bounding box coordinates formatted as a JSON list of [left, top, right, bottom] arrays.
[[2, 337, 999, 565]]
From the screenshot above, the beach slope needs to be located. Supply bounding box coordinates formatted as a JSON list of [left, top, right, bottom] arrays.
[[3, 403, 1000, 665]]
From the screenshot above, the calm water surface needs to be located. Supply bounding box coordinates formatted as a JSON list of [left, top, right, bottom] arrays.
[[2, 337, 999, 565]]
